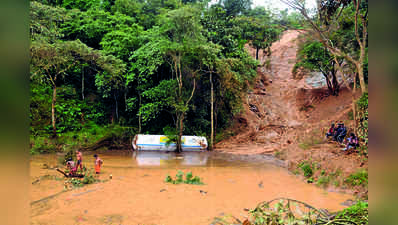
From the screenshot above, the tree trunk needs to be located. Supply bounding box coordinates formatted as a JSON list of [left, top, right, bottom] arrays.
[[357, 61, 367, 94], [138, 93, 142, 133], [82, 66, 84, 100], [331, 69, 339, 96], [255, 47, 260, 60], [323, 73, 333, 95], [176, 114, 183, 153], [51, 85, 57, 137], [352, 73, 357, 133], [114, 93, 119, 123], [210, 72, 214, 150]]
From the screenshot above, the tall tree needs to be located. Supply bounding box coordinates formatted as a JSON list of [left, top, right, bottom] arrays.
[[160, 6, 206, 152], [31, 40, 126, 136], [281, 0, 368, 94], [30, 41, 79, 137], [221, 0, 252, 17], [296, 40, 343, 96], [234, 15, 281, 60]]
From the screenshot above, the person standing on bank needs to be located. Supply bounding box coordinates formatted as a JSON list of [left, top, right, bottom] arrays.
[[75, 150, 83, 173], [94, 154, 103, 174]]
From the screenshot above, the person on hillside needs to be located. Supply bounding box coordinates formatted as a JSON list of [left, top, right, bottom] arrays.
[[332, 123, 342, 141], [336, 123, 347, 143], [76, 150, 83, 173], [325, 123, 336, 139], [343, 133, 359, 152], [94, 154, 103, 174]]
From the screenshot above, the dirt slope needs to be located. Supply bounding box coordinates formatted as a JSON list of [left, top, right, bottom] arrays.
[[215, 30, 367, 196]]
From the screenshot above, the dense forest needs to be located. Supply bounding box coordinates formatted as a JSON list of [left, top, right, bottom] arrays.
[[30, 0, 367, 154], [30, 0, 306, 153]]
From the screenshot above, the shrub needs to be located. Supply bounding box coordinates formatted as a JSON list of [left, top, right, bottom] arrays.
[[316, 176, 330, 187], [165, 171, 204, 185], [335, 201, 368, 224], [345, 169, 368, 187], [298, 162, 313, 178]]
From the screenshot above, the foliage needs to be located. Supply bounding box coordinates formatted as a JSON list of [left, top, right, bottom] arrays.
[[213, 198, 368, 224], [298, 161, 313, 178], [344, 169, 368, 187], [165, 170, 204, 185], [356, 92, 368, 148], [63, 150, 75, 164], [316, 175, 330, 187], [295, 39, 342, 96], [65, 170, 100, 188], [29, 0, 344, 152], [30, 1, 69, 42], [335, 201, 368, 225], [220, 0, 252, 17]]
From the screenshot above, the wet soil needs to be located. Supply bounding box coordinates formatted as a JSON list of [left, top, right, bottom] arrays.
[[215, 30, 367, 197]]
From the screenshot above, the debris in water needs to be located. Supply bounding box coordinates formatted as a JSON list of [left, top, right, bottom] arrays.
[[258, 181, 263, 188], [32, 179, 40, 184]]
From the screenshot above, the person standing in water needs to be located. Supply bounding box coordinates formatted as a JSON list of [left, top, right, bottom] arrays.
[[75, 150, 83, 173], [94, 154, 103, 174]]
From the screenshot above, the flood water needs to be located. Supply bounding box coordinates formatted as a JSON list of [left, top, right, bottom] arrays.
[[30, 150, 353, 225]]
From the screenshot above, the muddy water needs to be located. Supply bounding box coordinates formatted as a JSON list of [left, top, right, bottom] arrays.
[[30, 151, 353, 225]]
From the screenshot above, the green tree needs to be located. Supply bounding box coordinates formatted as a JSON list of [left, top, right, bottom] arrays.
[[282, 0, 368, 94], [30, 41, 78, 137], [30, 40, 126, 136], [30, 1, 69, 42], [220, 0, 252, 17], [159, 6, 207, 152], [296, 41, 343, 96], [234, 14, 281, 60]]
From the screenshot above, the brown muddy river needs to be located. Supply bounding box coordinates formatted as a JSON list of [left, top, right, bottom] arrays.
[[30, 150, 353, 225]]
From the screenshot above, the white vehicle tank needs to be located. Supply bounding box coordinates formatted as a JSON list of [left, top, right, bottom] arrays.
[[132, 134, 207, 151]]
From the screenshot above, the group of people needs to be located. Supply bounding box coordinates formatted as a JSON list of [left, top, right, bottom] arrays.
[[325, 121, 359, 152], [66, 150, 103, 175]]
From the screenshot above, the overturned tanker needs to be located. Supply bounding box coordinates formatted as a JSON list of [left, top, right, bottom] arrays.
[[132, 134, 208, 151]]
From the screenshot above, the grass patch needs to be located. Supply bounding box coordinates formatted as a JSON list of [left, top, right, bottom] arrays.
[[273, 150, 286, 160], [264, 59, 271, 70], [298, 130, 324, 150], [335, 201, 368, 224], [344, 169, 368, 187], [316, 176, 330, 187], [299, 104, 315, 112], [245, 198, 368, 225], [348, 110, 354, 120], [298, 142, 311, 150], [165, 171, 204, 185], [298, 161, 313, 178]]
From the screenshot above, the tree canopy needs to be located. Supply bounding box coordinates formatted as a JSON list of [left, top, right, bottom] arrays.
[[29, 0, 304, 152]]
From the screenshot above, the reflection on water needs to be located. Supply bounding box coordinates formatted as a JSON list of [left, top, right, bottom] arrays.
[[133, 151, 209, 166]]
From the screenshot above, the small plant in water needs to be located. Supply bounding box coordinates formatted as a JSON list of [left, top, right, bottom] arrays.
[[298, 161, 313, 178], [165, 170, 204, 185], [65, 170, 100, 188]]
